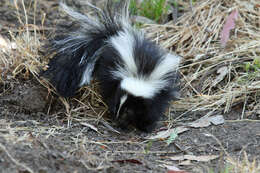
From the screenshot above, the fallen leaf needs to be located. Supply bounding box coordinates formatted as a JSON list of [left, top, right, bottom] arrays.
[[0, 34, 17, 51], [179, 160, 192, 166], [184, 155, 219, 162], [188, 117, 211, 128], [220, 10, 239, 47], [166, 129, 178, 145], [81, 122, 99, 133], [170, 155, 219, 162], [209, 115, 225, 125], [168, 171, 188, 173], [165, 165, 181, 171], [165, 164, 189, 173], [169, 155, 186, 161], [100, 145, 107, 150], [212, 66, 229, 86], [188, 115, 224, 128], [146, 127, 189, 140]]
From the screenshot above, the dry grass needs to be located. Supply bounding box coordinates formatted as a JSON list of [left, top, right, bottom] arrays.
[[0, 0, 107, 124], [1, 0, 259, 118], [145, 0, 260, 117], [0, 0, 43, 81], [0, 0, 260, 172], [226, 153, 260, 173]]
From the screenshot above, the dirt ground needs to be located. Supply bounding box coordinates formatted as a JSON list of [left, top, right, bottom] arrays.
[[0, 0, 260, 173]]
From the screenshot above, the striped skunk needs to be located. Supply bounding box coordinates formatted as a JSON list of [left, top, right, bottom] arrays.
[[42, 0, 181, 132]]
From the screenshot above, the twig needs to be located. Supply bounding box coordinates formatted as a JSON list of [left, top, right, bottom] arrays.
[[226, 119, 260, 123], [107, 150, 182, 154], [204, 133, 230, 157], [0, 143, 34, 173]]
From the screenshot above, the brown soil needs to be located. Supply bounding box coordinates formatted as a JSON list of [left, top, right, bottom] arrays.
[[0, 0, 259, 173]]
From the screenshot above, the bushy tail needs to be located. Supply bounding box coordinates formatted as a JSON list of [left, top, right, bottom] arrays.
[[41, 0, 131, 97]]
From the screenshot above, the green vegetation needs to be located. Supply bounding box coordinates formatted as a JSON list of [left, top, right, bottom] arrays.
[[238, 58, 260, 84], [244, 58, 260, 72], [166, 129, 178, 145], [209, 164, 234, 173], [144, 140, 154, 154], [130, 0, 169, 23]]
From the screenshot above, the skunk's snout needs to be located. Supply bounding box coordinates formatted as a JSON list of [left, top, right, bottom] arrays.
[[112, 93, 157, 132], [116, 107, 136, 130], [42, 0, 181, 133]]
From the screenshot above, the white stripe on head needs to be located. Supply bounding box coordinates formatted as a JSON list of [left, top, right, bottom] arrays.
[[110, 30, 181, 99], [109, 30, 138, 75], [116, 94, 128, 119], [118, 53, 181, 98], [120, 77, 164, 98]]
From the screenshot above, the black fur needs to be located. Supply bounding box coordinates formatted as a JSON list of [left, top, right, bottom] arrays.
[[42, 0, 181, 132], [96, 37, 178, 132], [41, 1, 127, 97]]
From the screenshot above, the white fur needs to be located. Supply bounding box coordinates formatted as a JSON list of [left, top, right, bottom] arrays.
[[150, 53, 181, 81], [79, 47, 105, 86], [109, 30, 138, 75], [54, 35, 89, 54], [60, 3, 100, 29], [117, 53, 181, 98], [109, 31, 181, 98], [113, 1, 131, 28], [116, 94, 128, 119], [80, 63, 93, 86], [120, 77, 164, 98]]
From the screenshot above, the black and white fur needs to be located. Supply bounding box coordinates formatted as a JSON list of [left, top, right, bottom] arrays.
[[42, 0, 181, 132]]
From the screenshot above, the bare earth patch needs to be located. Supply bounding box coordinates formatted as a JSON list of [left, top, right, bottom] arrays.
[[0, 81, 259, 172], [0, 0, 260, 172]]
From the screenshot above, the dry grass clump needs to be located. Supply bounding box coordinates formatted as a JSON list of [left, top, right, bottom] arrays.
[[1, 0, 259, 118], [0, 0, 44, 81], [0, 0, 107, 120], [145, 0, 260, 116], [0, 0, 259, 172], [225, 153, 260, 173]]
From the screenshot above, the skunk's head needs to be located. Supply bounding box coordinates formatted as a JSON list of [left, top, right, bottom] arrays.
[[97, 29, 181, 132], [113, 91, 173, 132]]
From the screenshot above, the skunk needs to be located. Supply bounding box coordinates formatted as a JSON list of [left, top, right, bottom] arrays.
[[42, 0, 181, 132]]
